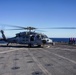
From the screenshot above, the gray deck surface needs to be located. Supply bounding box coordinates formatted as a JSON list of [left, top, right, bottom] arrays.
[[0, 44, 76, 75]]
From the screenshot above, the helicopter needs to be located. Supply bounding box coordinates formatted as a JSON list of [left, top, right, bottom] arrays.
[[0, 24, 76, 47], [0, 25, 54, 47]]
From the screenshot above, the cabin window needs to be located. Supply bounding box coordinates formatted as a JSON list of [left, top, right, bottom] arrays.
[[37, 35, 40, 39], [30, 36, 34, 41]]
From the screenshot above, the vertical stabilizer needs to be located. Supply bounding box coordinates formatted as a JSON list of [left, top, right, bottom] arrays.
[[0, 30, 7, 41]]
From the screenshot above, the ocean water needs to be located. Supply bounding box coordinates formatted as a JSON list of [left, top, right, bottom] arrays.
[[50, 38, 71, 43]]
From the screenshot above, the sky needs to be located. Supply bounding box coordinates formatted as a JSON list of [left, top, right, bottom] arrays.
[[0, 0, 76, 38]]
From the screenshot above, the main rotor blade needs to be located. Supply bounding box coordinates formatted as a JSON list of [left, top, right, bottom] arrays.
[[39, 27, 76, 29], [1, 24, 76, 30], [0, 24, 37, 30], [0, 24, 27, 29], [36, 29, 46, 32], [4, 29, 24, 30]]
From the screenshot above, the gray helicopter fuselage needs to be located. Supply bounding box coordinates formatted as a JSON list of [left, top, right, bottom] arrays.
[[15, 32, 43, 45], [1, 30, 53, 46]]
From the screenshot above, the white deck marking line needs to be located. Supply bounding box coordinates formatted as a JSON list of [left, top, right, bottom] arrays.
[[42, 49, 76, 64], [47, 47, 76, 52], [60, 48, 76, 52], [0, 49, 20, 54], [27, 48, 52, 75]]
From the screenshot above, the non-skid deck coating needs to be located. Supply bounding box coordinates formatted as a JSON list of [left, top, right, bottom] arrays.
[[0, 44, 76, 75]]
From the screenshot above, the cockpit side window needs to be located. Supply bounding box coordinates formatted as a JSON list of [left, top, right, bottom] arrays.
[[37, 35, 40, 39], [41, 35, 44, 39]]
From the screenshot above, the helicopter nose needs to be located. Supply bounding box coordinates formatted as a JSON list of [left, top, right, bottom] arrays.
[[42, 40, 46, 44]]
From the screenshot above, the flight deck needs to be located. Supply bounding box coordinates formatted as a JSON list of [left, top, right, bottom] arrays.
[[0, 44, 76, 75]]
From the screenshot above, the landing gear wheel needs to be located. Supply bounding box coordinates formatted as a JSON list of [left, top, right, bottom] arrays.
[[28, 44, 31, 47], [37, 45, 41, 47], [7, 43, 9, 46]]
